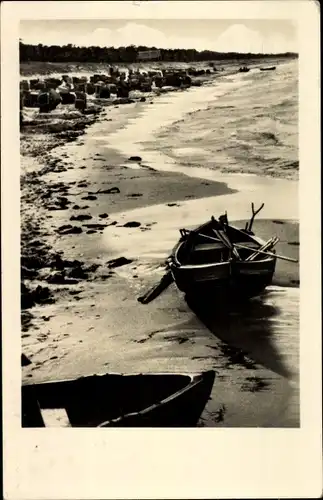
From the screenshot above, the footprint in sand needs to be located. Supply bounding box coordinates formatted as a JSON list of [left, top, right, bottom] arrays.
[[82, 195, 97, 200]]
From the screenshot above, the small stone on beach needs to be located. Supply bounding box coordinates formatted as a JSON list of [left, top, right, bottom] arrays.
[[47, 272, 80, 285], [98, 187, 120, 194], [56, 225, 83, 235], [81, 195, 97, 200], [128, 156, 142, 162], [288, 241, 299, 246], [107, 257, 133, 269], [84, 223, 107, 229], [123, 221, 141, 228], [21, 354, 32, 366]]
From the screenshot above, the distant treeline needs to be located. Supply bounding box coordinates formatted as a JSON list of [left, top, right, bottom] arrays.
[[20, 42, 298, 64]]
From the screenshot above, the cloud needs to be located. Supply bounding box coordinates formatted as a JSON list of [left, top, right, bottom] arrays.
[[21, 22, 297, 53], [214, 24, 263, 53]]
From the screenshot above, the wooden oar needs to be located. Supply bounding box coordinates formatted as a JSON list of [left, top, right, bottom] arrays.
[[211, 217, 241, 259], [137, 269, 174, 304], [212, 228, 241, 259], [245, 236, 279, 261], [234, 244, 298, 263]]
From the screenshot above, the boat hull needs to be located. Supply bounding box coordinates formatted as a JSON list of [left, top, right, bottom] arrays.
[[170, 261, 275, 301], [22, 371, 215, 428]]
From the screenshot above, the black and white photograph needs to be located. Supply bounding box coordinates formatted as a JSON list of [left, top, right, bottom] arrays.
[[19, 16, 300, 429], [2, 1, 321, 498]]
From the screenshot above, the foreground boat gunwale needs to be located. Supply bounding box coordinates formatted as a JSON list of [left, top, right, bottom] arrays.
[[22, 370, 202, 388]]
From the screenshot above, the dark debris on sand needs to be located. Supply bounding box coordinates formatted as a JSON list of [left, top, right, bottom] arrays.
[[20, 103, 110, 333]]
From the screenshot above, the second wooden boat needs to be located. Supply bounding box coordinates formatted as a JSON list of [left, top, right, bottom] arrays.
[[22, 370, 215, 428]]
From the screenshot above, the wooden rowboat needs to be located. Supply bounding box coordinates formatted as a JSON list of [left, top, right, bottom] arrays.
[[138, 203, 297, 306], [22, 370, 215, 428], [168, 215, 277, 301]]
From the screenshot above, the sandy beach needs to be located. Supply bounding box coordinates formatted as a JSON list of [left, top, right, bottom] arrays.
[[21, 62, 299, 427]]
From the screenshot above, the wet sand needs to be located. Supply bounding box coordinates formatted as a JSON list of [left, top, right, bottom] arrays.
[[21, 73, 299, 427]]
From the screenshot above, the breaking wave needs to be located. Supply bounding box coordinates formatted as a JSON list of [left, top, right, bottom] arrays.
[[149, 60, 298, 180]]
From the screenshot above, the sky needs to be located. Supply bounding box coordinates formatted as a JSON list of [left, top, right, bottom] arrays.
[[20, 19, 298, 54]]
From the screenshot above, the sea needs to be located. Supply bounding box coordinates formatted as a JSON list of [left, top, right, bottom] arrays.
[[108, 59, 298, 182], [153, 60, 298, 180]]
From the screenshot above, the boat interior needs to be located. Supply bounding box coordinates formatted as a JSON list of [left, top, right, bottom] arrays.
[[177, 222, 260, 265], [22, 373, 193, 427]]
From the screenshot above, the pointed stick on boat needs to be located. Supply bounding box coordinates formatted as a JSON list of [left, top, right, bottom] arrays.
[[245, 202, 265, 232]]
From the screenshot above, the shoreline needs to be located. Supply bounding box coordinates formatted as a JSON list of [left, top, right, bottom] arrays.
[[19, 56, 296, 78]]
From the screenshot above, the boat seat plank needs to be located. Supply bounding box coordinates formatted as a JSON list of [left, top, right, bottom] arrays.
[[41, 408, 71, 427], [194, 242, 226, 252]]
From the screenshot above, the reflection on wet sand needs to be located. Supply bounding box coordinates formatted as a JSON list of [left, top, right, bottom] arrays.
[[185, 285, 299, 427], [186, 287, 298, 381]]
